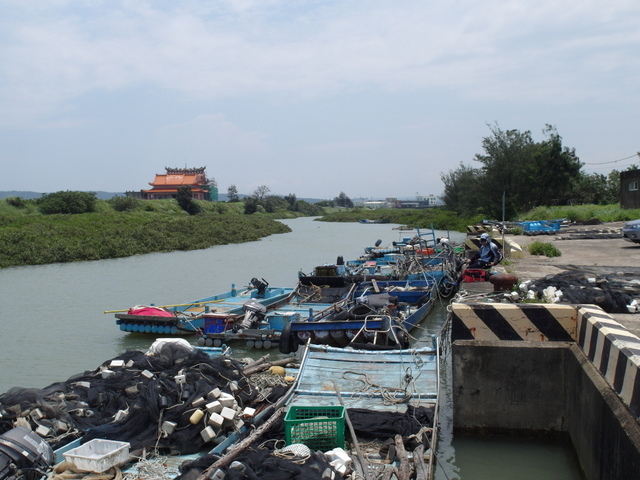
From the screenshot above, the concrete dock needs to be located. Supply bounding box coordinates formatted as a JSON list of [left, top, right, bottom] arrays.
[[450, 223, 640, 480]]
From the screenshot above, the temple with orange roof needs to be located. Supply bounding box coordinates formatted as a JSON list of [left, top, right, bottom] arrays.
[[128, 167, 218, 201]]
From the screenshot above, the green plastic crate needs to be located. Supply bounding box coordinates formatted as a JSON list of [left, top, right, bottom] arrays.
[[284, 406, 345, 451]]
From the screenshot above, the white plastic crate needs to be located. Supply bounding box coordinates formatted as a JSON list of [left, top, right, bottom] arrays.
[[63, 439, 130, 473]]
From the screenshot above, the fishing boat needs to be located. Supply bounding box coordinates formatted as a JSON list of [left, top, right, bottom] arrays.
[[281, 343, 440, 479], [359, 219, 390, 224], [299, 229, 465, 296], [278, 288, 436, 352], [196, 282, 357, 349], [197, 276, 437, 352], [353, 278, 438, 306], [111, 278, 294, 335]]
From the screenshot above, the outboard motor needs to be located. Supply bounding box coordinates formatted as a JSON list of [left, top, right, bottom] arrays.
[[250, 278, 269, 297], [235, 299, 268, 331], [0, 427, 54, 480]]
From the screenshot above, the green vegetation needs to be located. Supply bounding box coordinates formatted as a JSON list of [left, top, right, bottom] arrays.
[[441, 123, 635, 219], [0, 194, 304, 268], [2, 183, 638, 268], [318, 207, 480, 232], [521, 204, 640, 223], [0, 211, 291, 268], [37, 191, 98, 214], [528, 241, 562, 258]]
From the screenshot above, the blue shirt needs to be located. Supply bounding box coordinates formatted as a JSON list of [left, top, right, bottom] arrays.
[[478, 242, 501, 264]]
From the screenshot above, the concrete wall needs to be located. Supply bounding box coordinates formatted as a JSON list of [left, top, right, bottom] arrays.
[[453, 341, 569, 433], [453, 340, 640, 480]]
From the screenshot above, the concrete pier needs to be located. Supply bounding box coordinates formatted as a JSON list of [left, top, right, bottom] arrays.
[[450, 302, 640, 480]]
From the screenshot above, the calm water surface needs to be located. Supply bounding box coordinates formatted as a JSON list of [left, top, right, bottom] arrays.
[[0, 217, 583, 478]]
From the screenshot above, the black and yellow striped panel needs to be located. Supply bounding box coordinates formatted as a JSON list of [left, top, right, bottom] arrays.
[[451, 303, 577, 341], [464, 237, 505, 252], [578, 306, 640, 417], [467, 225, 489, 235]]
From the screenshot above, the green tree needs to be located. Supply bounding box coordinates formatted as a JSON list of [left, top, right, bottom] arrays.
[[227, 185, 239, 202], [447, 123, 582, 219], [440, 162, 481, 215], [253, 185, 270, 201], [284, 193, 297, 210], [334, 192, 353, 208], [37, 191, 97, 214], [243, 197, 259, 214], [176, 186, 202, 215]]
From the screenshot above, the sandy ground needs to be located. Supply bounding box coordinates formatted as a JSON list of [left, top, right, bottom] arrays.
[[491, 221, 640, 335], [503, 221, 640, 279]]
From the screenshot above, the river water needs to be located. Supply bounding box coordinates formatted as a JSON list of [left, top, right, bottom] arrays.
[[0, 217, 583, 479]]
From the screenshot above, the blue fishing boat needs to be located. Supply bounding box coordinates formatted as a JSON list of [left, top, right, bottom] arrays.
[[111, 278, 294, 335], [299, 228, 464, 296], [284, 343, 440, 479], [197, 282, 356, 349], [352, 278, 436, 305], [281, 293, 435, 351]]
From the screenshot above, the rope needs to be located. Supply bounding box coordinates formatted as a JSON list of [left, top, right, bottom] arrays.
[[123, 456, 176, 480]]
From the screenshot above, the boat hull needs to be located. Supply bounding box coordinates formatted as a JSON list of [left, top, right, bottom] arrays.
[[115, 286, 294, 334]]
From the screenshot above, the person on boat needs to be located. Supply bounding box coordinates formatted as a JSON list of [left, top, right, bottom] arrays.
[[467, 233, 502, 269]]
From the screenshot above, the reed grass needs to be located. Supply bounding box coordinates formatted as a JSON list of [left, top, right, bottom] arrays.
[[0, 201, 291, 268]]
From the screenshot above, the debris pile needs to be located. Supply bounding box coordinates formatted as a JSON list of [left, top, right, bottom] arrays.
[[486, 270, 639, 314], [0, 340, 293, 455]]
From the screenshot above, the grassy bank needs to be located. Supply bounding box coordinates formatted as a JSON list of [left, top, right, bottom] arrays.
[[317, 208, 480, 232], [0, 198, 294, 268], [318, 204, 640, 231], [521, 204, 640, 223]]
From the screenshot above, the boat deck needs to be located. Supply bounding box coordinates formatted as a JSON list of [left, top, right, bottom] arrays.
[[289, 344, 438, 411]]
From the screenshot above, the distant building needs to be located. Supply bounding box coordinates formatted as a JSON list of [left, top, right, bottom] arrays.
[[354, 195, 440, 209], [621, 169, 640, 209], [127, 167, 218, 201]]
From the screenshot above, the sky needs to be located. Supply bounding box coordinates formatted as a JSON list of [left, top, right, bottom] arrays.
[[0, 1, 639, 200]]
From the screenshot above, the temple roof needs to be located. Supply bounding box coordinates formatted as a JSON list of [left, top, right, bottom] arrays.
[[149, 173, 205, 186]]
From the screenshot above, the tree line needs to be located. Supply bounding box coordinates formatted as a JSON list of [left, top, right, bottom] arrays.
[[441, 123, 637, 220]]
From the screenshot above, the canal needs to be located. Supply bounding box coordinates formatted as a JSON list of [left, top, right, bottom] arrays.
[[0, 217, 584, 478]]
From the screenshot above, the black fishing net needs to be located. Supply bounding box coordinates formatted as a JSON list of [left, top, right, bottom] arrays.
[[176, 448, 341, 480], [0, 343, 258, 453], [529, 270, 634, 313], [346, 405, 434, 441]]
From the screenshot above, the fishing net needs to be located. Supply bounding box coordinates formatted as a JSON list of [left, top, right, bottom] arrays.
[[0, 343, 257, 454], [529, 270, 634, 313], [346, 405, 434, 441], [176, 449, 340, 480]]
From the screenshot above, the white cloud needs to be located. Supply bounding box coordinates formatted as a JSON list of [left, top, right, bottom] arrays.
[[0, 0, 638, 196], [1, 0, 638, 125]]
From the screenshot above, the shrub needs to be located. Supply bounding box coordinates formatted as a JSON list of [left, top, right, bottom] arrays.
[[528, 241, 561, 257], [109, 196, 141, 212], [37, 191, 97, 214], [176, 186, 202, 215], [6, 196, 26, 208]]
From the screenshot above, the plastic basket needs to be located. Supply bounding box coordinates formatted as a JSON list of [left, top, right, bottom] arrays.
[[285, 406, 345, 451], [63, 439, 130, 473]]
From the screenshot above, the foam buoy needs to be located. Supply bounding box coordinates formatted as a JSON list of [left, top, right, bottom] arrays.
[[269, 366, 286, 376], [189, 409, 204, 424]]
